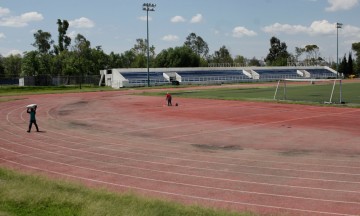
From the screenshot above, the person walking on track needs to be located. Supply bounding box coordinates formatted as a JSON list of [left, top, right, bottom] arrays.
[[166, 92, 172, 106], [27, 105, 39, 132]]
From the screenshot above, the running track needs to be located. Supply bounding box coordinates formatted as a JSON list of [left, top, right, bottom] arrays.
[[1, 90, 360, 216]]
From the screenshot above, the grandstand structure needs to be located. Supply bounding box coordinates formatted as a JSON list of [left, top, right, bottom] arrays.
[[99, 66, 338, 88]]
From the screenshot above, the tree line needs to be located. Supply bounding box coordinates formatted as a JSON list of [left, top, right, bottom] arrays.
[[0, 19, 359, 79]]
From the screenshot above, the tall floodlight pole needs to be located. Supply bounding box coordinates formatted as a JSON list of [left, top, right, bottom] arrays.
[[143, 3, 156, 87], [336, 22, 343, 78]]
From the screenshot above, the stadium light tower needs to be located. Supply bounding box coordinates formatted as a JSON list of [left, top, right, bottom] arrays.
[[143, 3, 156, 87], [336, 22, 343, 78]]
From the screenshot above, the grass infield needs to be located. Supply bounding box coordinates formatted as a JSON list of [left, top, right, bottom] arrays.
[[142, 82, 360, 106]]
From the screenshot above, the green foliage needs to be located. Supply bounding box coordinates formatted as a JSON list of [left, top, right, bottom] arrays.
[[3, 54, 22, 77], [352, 42, 360, 75], [143, 82, 360, 106], [265, 36, 289, 66], [54, 19, 71, 55], [0, 168, 251, 216], [209, 46, 233, 64], [32, 30, 54, 54], [184, 32, 209, 59], [0, 55, 5, 77], [155, 46, 200, 67], [339, 52, 355, 77]]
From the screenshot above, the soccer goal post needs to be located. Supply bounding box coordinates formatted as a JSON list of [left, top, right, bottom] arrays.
[[274, 78, 343, 104]]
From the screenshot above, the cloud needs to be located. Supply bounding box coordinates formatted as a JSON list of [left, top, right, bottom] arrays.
[[190, 14, 203, 23], [0, 7, 10, 17], [308, 20, 335, 35], [5, 49, 22, 57], [162, 34, 179, 42], [262, 20, 360, 38], [0, 33, 5, 39], [171, 16, 186, 23], [262, 23, 308, 34], [232, 26, 257, 38], [325, 0, 359, 11], [69, 17, 95, 28], [68, 31, 78, 40], [341, 24, 360, 39], [0, 11, 43, 27], [138, 16, 152, 21]]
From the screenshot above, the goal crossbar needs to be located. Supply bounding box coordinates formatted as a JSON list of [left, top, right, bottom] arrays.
[[274, 78, 343, 104]]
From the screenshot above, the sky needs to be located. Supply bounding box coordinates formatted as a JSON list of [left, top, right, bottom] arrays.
[[0, 0, 359, 62]]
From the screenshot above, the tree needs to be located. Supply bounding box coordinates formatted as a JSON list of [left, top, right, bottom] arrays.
[[132, 38, 155, 57], [184, 33, 209, 59], [0, 55, 5, 77], [155, 46, 200, 67], [3, 54, 22, 77], [209, 46, 233, 64], [32, 30, 54, 54], [348, 52, 354, 77], [338, 54, 347, 76], [22, 51, 40, 76], [108, 52, 123, 68], [352, 42, 360, 75], [74, 34, 92, 77], [233, 55, 246, 66], [121, 50, 136, 68], [294, 47, 305, 62], [304, 44, 321, 65], [90, 46, 110, 74], [248, 57, 261, 66], [265, 36, 289, 66], [54, 19, 71, 55]]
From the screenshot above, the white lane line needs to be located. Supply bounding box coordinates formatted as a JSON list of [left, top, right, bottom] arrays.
[[164, 109, 360, 139], [8, 105, 360, 177], [3, 104, 358, 183], [2, 137, 360, 194], [6, 98, 360, 169], [0, 158, 358, 216]]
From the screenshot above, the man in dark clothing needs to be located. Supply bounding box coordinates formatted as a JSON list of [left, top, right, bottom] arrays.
[[27, 106, 39, 132], [166, 92, 172, 106]]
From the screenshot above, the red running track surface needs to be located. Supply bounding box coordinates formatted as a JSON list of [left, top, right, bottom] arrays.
[[1, 90, 360, 216]]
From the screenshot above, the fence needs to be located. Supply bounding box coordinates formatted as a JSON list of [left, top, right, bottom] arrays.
[[0, 75, 100, 87]]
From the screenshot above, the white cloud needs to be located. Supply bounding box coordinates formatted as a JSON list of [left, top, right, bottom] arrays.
[[0, 33, 5, 39], [342, 24, 360, 39], [263, 20, 336, 35], [5, 49, 22, 57], [138, 16, 152, 21], [69, 17, 95, 28], [171, 16, 186, 23], [0, 7, 10, 17], [162, 34, 179, 42], [262, 20, 360, 40], [68, 31, 78, 40], [262, 23, 308, 34], [325, 0, 359, 11], [232, 26, 257, 38], [308, 20, 335, 35], [0, 11, 43, 27], [190, 14, 203, 23]]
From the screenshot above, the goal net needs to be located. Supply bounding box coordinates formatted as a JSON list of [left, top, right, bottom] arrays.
[[274, 79, 343, 104]]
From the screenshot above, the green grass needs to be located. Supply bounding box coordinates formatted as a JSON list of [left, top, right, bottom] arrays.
[[0, 168, 254, 216], [141, 82, 360, 106]]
